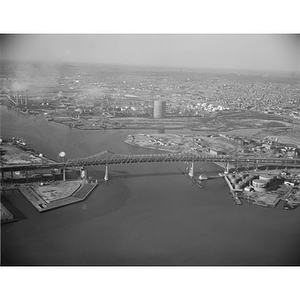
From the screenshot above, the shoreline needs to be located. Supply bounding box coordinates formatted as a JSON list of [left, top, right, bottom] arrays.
[[223, 175, 243, 205], [1, 202, 18, 224], [124, 139, 178, 153], [1, 138, 58, 166]]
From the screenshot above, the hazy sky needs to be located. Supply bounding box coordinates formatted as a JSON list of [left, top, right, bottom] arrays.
[[1, 34, 299, 72]]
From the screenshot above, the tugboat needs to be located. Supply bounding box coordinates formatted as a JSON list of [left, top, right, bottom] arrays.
[[178, 163, 203, 189], [198, 174, 208, 181]]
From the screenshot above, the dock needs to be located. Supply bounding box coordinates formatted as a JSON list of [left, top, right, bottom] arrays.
[[230, 190, 243, 205], [1, 202, 17, 224], [18, 180, 98, 212], [224, 175, 243, 205]]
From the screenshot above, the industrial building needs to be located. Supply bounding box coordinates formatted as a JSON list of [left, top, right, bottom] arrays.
[[8, 90, 29, 107], [153, 100, 166, 119], [209, 149, 227, 156]]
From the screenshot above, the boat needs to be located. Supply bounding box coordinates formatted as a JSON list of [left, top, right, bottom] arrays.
[[178, 167, 203, 189], [198, 174, 208, 180], [218, 172, 225, 177]]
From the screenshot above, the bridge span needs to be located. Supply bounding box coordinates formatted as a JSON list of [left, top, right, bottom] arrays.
[[1, 151, 300, 172]]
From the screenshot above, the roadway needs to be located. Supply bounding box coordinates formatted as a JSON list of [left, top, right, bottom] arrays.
[[1, 151, 300, 172]]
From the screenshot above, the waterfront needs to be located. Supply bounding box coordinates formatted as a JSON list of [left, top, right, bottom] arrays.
[[1, 105, 300, 266]]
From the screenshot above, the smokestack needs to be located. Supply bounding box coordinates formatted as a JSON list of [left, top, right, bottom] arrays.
[[25, 92, 28, 105]]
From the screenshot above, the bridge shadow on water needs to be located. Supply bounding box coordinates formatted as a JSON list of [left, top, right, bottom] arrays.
[[88, 169, 181, 180], [112, 171, 181, 179]]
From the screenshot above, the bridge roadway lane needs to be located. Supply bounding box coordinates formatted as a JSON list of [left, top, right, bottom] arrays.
[[1, 152, 300, 172]]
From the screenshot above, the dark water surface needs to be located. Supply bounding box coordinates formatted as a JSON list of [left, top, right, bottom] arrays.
[[1, 106, 300, 266]]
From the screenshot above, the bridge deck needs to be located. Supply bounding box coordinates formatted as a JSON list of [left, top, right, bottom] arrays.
[[1, 152, 300, 172]]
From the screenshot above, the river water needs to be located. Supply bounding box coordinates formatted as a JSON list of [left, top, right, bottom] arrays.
[[1, 105, 300, 266]]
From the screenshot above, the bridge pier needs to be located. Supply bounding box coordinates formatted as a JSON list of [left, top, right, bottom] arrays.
[[104, 165, 109, 181], [62, 168, 66, 181], [225, 162, 230, 174], [1, 170, 4, 185], [188, 162, 194, 178]]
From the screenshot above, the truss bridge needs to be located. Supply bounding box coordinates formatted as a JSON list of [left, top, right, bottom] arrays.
[[1, 151, 300, 172]]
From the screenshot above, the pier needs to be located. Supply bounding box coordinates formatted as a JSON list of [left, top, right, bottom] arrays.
[[0, 203, 17, 224], [18, 180, 98, 212], [224, 175, 243, 205]]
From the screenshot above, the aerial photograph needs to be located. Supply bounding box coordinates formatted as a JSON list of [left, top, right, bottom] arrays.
[[2, 0, 300, 296], [1, 33, 299, 268], [1, 33, 300, 269]]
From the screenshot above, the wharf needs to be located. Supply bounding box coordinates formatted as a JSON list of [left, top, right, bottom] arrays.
[[1, 184, 19, 191], [242, 194, 281, 208], [230, 190, 243, 205], [18, 180, 98, 212], [1, 202, 17, 224], [224, 175, 243, 205]]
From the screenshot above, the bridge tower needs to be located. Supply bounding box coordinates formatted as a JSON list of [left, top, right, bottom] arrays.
[[58, 151, 66, 181], [225, 162, 230, 174], [188, 162, 194, 178], [104, 165, 109, 181]]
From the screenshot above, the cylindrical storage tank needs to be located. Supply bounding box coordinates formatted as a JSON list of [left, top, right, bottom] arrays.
[[153, 100, 166, 119], [252, 179, 267, 187], [259, 174, 273, 182], [252, 179, 268, 192]]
